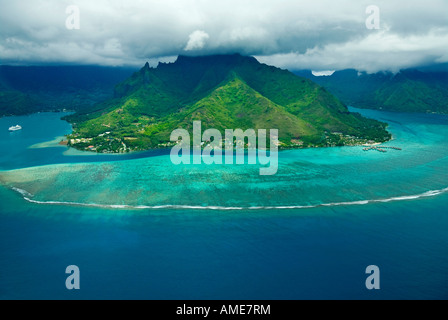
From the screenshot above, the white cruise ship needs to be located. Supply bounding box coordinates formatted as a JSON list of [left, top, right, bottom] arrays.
[[9, 125, 22, 132]]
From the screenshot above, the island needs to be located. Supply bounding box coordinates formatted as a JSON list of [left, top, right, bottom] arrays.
[[64, 54, 391, 153]]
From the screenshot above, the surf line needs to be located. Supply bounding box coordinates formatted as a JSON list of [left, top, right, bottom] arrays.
[[11, 186, 448, 211]]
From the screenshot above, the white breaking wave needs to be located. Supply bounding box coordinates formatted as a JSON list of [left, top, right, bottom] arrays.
[[10, 186, 448, 211], [11, 187, 34, 198]]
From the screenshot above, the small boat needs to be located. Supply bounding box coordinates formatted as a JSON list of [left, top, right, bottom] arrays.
[[9, 125, 22, 132]]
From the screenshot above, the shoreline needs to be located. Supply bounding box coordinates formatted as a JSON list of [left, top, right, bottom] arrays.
[[65, 141, 389, 155]]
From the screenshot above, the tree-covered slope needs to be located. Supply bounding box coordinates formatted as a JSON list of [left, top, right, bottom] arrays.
[[66, 54, 391, 153], [0, 66, 135, 117], [296, 69, 448, 113]]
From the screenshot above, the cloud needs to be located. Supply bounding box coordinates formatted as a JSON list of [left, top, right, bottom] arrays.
[[184, 30, 209, 51], [256, 27, 448, 73], [0, 0, 447, 72], [312, 71, 336, 77]]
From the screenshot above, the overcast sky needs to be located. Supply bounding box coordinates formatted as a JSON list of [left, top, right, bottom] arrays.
[[0, 0, 447, 73]]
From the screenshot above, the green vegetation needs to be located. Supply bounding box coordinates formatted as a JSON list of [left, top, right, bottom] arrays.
[[66, 54, 391, 153], [0, 65, 134, 117], [0, 90, 40, 117], [299, 69, 448, 114]]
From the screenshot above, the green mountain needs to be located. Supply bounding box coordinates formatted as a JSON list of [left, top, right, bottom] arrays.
[[296, 69, 448, 114], [0, 66, 134, 117], [66, 54, 391, 153], [0, 90, 39, 117]]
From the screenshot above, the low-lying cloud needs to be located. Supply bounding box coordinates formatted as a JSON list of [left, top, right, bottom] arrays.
[[184, 30, 210, 51]]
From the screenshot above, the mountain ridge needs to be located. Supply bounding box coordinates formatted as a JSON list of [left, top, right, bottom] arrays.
[[0, 66, 135, 117], [295, 68, 448, 114], [65, 54, 391, 153]]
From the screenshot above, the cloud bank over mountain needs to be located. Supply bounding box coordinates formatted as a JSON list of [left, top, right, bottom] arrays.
[[0, 0, 447, 72]]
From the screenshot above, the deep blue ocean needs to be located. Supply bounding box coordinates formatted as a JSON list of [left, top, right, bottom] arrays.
[[0, 109, 447, 300]]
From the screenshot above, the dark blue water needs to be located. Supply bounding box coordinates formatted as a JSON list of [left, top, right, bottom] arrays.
[[0, 110, 447, 300]]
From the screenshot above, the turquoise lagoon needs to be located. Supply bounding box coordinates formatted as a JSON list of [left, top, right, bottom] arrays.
[[0, 109, 447, 299]]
